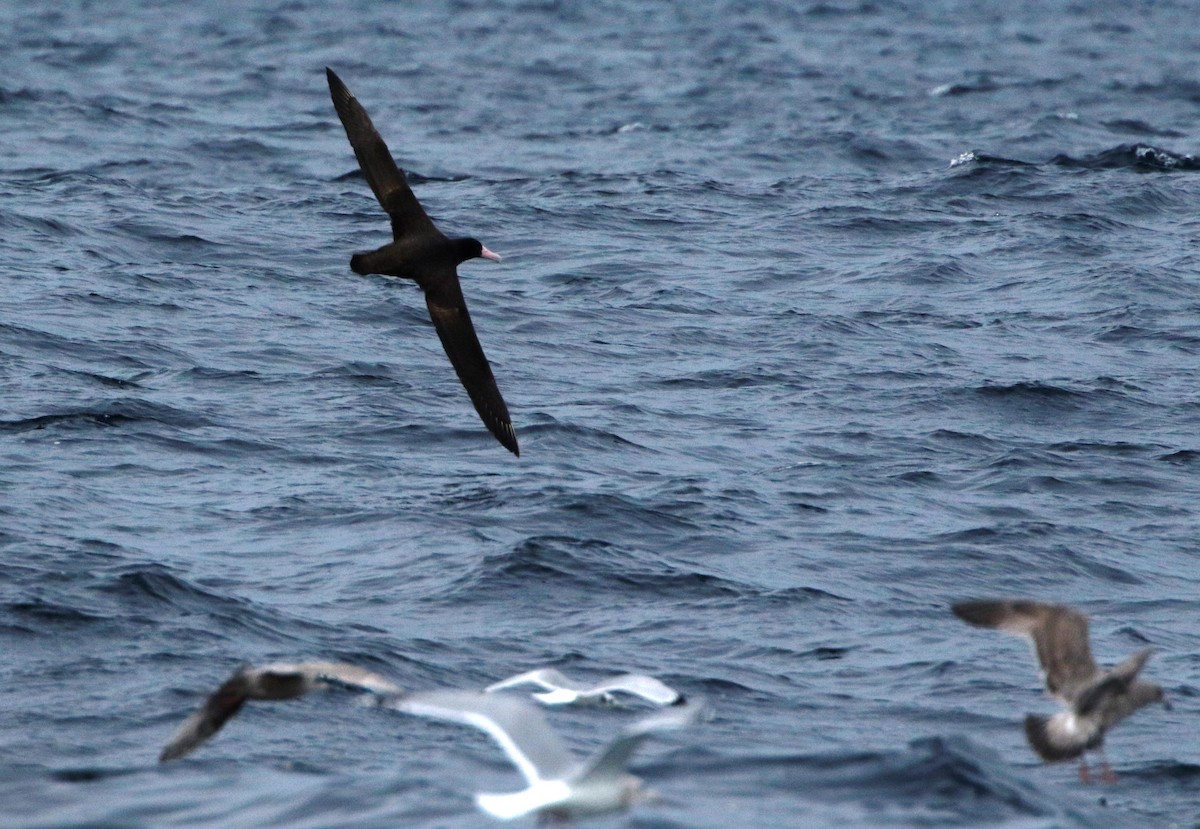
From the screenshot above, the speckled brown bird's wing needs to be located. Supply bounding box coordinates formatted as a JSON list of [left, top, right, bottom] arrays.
[[423, 272, 519, 456], [953, 599, 1099, 701], [159, 670, 251, 762], [283, 661, 405, 696], [326, 68, 443, 243]]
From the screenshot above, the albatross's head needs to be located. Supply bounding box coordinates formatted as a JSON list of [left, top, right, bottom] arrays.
[[455, 238, 502, 264]]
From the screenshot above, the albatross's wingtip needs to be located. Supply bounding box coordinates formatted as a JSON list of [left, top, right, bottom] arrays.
[[325, 67, 346, 95], [497, 424, 519, 457]]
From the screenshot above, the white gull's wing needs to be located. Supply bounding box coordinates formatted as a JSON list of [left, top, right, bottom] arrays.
[[485, 668, 577, 695], [574, 700, 702, 784], [395, 690, 577, 784]]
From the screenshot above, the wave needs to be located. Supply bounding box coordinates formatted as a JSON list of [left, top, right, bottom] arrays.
[[442, 534, 849, 605], [951, 144, 1200, 173], [0, 399, 210, 432], [679, 735, 1102, 827]]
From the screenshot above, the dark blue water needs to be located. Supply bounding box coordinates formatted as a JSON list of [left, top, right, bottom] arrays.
[[2, 1, 1198, 826]]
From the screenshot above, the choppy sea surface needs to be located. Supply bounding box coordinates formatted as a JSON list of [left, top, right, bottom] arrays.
[[2, 1, 1199, 827]]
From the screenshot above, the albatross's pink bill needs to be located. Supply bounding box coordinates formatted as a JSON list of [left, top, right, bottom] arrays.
[[480, 245, 502, 262]]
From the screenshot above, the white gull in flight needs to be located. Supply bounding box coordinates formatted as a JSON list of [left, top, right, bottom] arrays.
[[392, 689, 700, 820], [485, 667, 683, 707]]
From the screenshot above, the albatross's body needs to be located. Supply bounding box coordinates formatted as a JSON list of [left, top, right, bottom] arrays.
[[952, 599, 1168, 782], [326, 67, 518, 456]]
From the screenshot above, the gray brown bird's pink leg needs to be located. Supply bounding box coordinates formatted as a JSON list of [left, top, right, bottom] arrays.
[[1098, 751, 1118, 784], [1077, 758, 1092, 784]]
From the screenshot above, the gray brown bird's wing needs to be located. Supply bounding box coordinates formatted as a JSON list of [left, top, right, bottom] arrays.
[[953, 599, 1099, 700], [1073, 648, 1153, 716]]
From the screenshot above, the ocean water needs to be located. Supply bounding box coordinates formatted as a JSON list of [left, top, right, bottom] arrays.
[[1, 0, 1198, 826]]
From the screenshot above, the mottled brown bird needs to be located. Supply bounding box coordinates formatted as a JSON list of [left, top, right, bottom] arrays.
[[159, 661, 403, 761]]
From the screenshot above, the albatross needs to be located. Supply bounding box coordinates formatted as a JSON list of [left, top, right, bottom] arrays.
[[952, 599, 1169, 782], [326, 67, 519, 456]]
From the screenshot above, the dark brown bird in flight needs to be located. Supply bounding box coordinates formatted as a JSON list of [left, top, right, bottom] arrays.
[[159, 661, 404, 761], [952, 599, 1169, 783], [326, 67, 519, 456]]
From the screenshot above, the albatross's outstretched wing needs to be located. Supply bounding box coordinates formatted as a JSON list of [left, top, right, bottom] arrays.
[[326, 67, 441, 242], [423, 277, 519, 455]]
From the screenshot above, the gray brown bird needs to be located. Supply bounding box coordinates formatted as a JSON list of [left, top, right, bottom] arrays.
[[952, 599, 1169, 783], [326, 67, 518, 456], [159, 661, 403, 761]]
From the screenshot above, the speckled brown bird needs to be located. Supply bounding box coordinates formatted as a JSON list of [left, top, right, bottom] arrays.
[[159, 661, 403, 761]]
